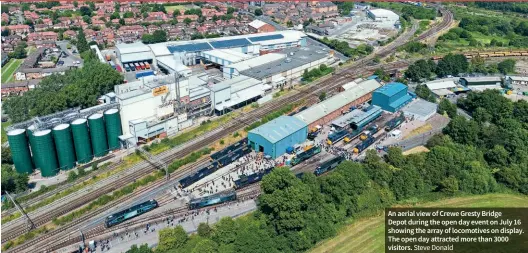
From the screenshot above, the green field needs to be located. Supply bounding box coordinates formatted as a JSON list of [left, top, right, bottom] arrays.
[[164, 5, 186, 13], [309, 194, 528, 253], [1, 59, 23, 84]]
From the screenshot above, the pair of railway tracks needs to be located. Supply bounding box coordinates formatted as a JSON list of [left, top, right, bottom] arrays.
[[5, 12, 453, 251]]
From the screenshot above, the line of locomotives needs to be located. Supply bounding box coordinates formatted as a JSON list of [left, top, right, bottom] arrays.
[[104, 114, 406, 228], [325, 112, 405, 153]]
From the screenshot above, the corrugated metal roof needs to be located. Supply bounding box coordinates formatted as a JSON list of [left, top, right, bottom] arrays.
[[116, 42, 151, 54], [295, 79, 381, 125], [426, 80, 456, 90], [402, 98, 437, 118], [375, 82, 407, 97], [249, 116, 307, 144]]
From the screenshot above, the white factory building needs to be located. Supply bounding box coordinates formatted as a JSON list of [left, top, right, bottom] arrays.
[[240, 47, 334, 88], [110, 30, 337, 144], [367, 9, 400, 23], [116, 30, 308, 71], [115, 74, 210, 144], [116, 42, 154, 65]]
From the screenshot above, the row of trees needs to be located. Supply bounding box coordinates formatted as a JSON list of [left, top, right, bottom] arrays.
[[3, 52, 123, 123], [301, 64, 334, 82], [142, 30, 168, 44], [406, 55, 517, 82], [319, 37, 374, 58], [472, 2, 528, 15]]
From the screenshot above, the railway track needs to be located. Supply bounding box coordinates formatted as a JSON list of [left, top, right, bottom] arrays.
[[26, 186, 263, 253], [414, 7, 454, 42], [4, 13, 451, 251], [1, 154, 119, 218]]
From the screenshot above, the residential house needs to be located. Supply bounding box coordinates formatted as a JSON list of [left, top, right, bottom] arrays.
[[63, 30, 77, 39], [177, 15, 199, 23], [27, 31, 58, 45], [34, 24, 49, 32], [124, 18, 137, 25], [147, 25, 160, 33], [2, 25, 31, 35], [248, 19, 276, 33], [34, 40, 56, 49], [23, 11, 39, 21]]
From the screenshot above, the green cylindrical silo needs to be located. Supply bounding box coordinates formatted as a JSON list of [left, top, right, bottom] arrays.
[[71, 118, 93, 164], [88, 113, 108, 157], [104, 109, 122, 151], [53, 124, 76, 170], [32, 129, 59, 177], [7, 129, 34, 174], [26, 125, 42, 169]]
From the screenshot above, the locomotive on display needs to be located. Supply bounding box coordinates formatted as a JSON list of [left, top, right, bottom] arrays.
[[234, 167, 274, 189], [189, 190, 237, 210], [104, 199, 158, 228], [314, 156, 346, 176], [179, 138, 251, 188]]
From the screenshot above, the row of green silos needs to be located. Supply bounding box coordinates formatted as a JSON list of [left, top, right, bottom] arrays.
[[7, 109, 123, 177]]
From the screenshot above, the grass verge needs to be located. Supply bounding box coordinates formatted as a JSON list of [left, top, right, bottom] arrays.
[[1, 59, 23, 83]]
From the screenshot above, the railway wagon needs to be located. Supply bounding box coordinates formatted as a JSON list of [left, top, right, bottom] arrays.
[[105, 199, 158, 228], [353, 136, 375, 154], [215, 145, 251, 167], [211, 138, 248, 161], [189, 190, 236, 210], [178, 161, 219, 188], [234, 167, 274, 189], [291, 146, 322, 166], [314, 156, 346, 176], [327, 129, 349, 145]]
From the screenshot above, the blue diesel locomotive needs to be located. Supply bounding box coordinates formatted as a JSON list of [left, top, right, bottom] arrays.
[[105, 199, 158, 228], [189, 190, 237, 210]]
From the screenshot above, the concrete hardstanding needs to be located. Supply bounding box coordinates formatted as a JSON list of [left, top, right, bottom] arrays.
[[53, 124, 76, 170], [71, 118, 93, 163], [104, 109, 122, 151], [7, 129, 34, 174], [32, 130, 59, 177], [88, 114, 108, 157]]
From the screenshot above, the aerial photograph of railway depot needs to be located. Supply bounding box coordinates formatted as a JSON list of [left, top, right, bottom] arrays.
[[0, 0, 528, 252]]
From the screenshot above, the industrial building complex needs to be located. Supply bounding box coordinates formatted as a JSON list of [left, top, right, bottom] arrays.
[[5, 29, 431, 179]]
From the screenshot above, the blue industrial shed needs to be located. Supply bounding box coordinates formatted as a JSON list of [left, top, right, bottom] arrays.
[[372, 82, 413, 113], [248, 116, 308, 159]]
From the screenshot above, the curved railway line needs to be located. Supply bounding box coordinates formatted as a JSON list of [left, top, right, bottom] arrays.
[[4, 9, 455, 252]]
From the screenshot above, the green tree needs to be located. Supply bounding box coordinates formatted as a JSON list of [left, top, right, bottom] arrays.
[[212, 217, 238, 245], [79, 6, 92, 17], [1, 164, 29, 194], [126, 244, 153, 253], [414, 84, 436, 102], [123, 11, 134, 18], [184, 17, 192, 25], [173, 9, 181, 17], [197, 223, 212, 238], [319, 92, 327, 101], [254, 8, 263, 16], [473, 107, 491, 123], [438, 99, 457, 118], [497, 59, 516, 74], [435, 54, 469, 77], [442, 116, 479, 145], [192, 239, 217, 253], [1, 147, 13, 164], [76, 28, 89, 53], [439, 176, 459, 195], [157, 226, 188, 252], [67, 170, 78, 182], [10, 42, 27, 59]]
